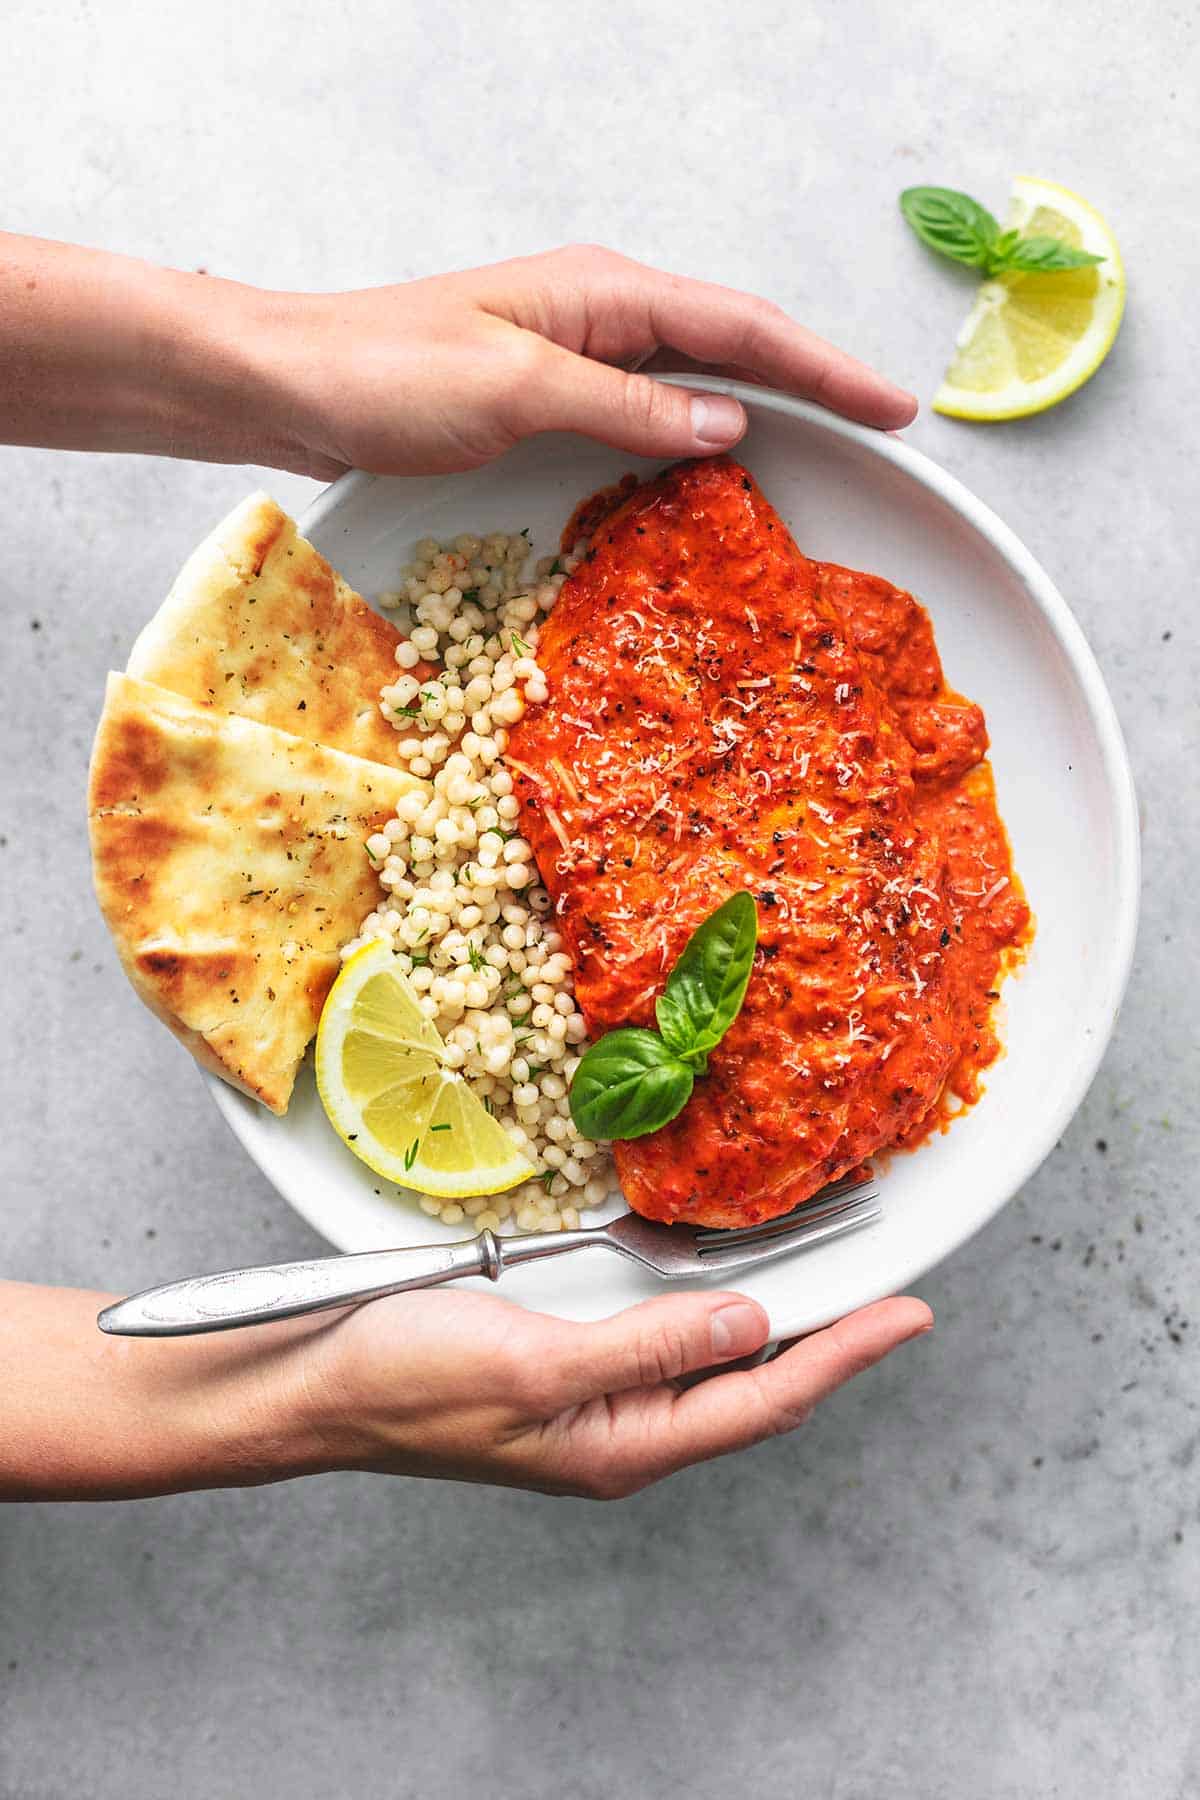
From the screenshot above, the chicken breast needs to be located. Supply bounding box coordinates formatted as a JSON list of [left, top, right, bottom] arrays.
[[507, 457, 1027, 1228]]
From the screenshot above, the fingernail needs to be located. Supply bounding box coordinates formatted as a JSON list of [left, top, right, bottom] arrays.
[[690, 394, 746, 449], [711, 1301, 765, 1358]]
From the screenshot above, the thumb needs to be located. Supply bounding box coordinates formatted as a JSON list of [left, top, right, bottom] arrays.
[[521, 343, 748, 458], [546, 1291, 770, 1408]]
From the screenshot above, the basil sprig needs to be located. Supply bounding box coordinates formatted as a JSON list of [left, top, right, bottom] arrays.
[[567, 1028, 696, 1142], [569, 892, 758, 1141], [900, 186, 1103, 277], [654, 889, 759, 1065]]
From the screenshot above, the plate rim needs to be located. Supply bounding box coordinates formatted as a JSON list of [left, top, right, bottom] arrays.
[[209, 381, 1141, 1333]]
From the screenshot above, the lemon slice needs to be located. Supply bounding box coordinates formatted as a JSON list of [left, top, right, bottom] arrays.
[[934, 177, 1125, 420], [315, 940, 532, 1196]]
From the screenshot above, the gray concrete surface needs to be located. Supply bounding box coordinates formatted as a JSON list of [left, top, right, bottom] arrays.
[[1, 2, 1197, 1795]]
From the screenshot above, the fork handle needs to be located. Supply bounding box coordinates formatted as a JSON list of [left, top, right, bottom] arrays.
[[96, 1228, 600, 1337]]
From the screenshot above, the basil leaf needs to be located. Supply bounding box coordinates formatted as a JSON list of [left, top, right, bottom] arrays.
[[901, 187, 1106, 278], [991, 235, 1104, 274], [569, 1028, 693, 1141], [899, 186, 1000, 270], [655, 890, 758, 1062], [567, 894, 759, 1143]]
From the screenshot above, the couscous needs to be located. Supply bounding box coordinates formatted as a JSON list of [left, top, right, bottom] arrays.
[[339, 529, 620, 1234]]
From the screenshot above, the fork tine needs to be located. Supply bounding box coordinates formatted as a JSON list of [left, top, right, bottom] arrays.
[[769, 1167, 873, 1208], [694, 1194, 881, 1271], [689, 1168, 873, 1246], [692, 1184, 877, 1250], [694, 1194, 876, 1260], [814, 1167, 875, 1199]]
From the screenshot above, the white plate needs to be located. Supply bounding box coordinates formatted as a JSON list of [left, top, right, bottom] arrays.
[[209, 380, 1140, 1338]]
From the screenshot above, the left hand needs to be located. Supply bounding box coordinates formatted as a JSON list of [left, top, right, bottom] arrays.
[[267, 244, 917, 480], [290, 1286, 933, 1498]]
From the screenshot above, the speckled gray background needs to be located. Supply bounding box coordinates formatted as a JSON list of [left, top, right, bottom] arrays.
[[1, 2, 1197, 1796]]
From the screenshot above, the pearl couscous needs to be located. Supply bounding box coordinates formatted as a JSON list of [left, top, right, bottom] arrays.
[[339, 529, 619, 1234]]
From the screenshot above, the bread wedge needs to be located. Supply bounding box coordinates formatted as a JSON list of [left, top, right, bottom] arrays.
[[89, 671, 417, 1113]]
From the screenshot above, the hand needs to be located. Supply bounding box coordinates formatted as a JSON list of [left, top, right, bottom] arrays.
[[270, 244, 917, 480], [0, 234, 915, 481], [1, 1280, 929, 1501], [294, 1287, 933, 1498]]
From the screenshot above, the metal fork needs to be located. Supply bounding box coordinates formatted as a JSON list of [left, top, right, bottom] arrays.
[[96, 1174, 880, 1338]]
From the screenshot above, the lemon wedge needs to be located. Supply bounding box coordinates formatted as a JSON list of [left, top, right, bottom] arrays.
[[934, 176, 1125, 420], [315, 940, 533, 1196]]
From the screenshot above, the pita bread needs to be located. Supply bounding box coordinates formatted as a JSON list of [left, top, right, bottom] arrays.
[[126, 492, 404, 765], [89, 672, 417, 1114]]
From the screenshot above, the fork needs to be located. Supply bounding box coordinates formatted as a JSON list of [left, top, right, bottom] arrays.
[[96, 1173, 880, 1337]]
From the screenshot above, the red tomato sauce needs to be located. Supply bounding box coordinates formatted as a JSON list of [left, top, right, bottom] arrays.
[[507, 458, 1031, 1228]]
